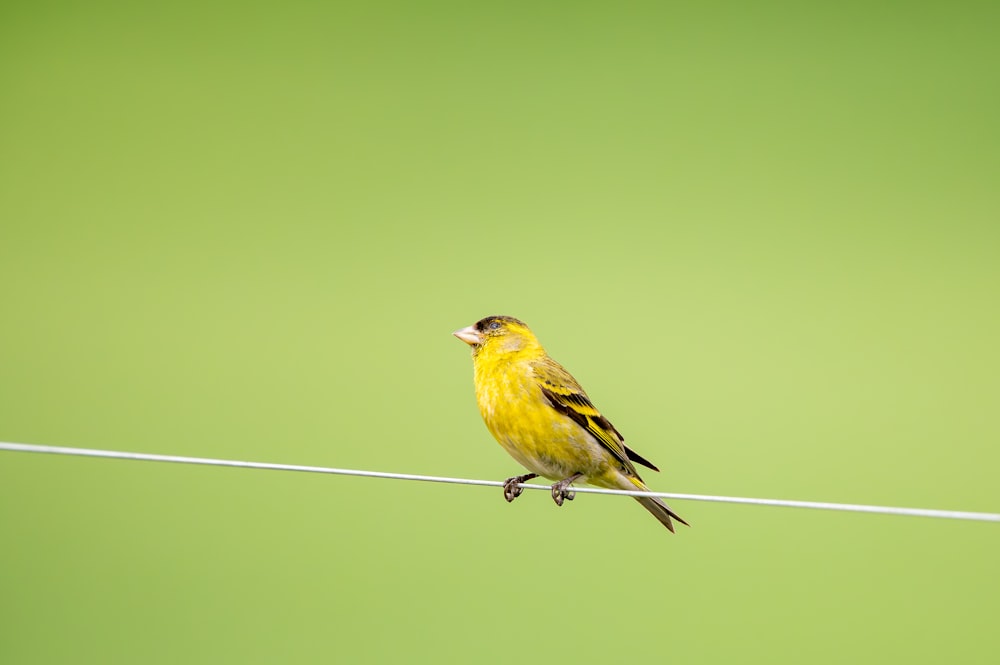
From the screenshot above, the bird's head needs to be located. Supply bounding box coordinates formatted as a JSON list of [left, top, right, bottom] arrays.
[[453, 315, 543, 358]]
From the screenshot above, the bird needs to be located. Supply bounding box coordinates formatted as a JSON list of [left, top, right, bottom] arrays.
[[453, 315, 688, 532]]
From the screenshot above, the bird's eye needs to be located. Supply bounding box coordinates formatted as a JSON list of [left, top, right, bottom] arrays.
[[488, 321, 501, 330]]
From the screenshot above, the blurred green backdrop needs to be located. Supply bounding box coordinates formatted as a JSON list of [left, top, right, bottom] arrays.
[[2, 1, 998, 663]]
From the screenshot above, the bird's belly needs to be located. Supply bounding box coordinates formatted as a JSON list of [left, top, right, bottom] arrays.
[[482, 401, 613, 481]]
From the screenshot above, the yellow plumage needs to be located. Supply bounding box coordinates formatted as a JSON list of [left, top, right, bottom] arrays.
[[454, 315, 688, 532]]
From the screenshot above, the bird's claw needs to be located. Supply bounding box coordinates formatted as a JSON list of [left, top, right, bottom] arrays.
[[502, 473, 538, 503], [503, 477, 523, 502], [551, 486, 576, 506], [550, 474, 583, 507]]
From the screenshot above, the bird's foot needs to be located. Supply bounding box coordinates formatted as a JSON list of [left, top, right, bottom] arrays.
[[503, 473, 538, 502], [550, 473, 584, 507]]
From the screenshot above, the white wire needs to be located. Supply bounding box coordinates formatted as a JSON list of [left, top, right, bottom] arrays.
[[1, 441, 997, 523]]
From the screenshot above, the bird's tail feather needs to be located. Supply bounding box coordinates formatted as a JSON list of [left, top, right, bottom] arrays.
[[628, 477, 689, 533]]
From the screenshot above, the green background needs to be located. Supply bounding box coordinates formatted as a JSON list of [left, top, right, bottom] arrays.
[[2, 2, 998, 663]]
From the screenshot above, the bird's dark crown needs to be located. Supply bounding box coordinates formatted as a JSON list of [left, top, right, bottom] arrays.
[[474, 315, 528, 333]]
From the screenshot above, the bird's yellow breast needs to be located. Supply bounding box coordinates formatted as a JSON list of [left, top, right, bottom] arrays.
[[472, 351, 615, 481]]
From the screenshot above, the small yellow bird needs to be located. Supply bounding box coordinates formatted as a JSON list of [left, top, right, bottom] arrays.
[[454, 315, 688, 532]]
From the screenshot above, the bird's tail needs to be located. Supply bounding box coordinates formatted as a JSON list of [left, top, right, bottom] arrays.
[[628, 477, 689, 533]]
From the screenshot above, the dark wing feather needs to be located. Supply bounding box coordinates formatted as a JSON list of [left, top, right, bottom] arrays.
[[533, 357, 659, 474], [625, 446, 660, 472]]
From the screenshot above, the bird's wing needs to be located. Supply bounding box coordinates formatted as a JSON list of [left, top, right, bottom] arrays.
[[532, 357, 652, 475], [624, 446, 660, 472]]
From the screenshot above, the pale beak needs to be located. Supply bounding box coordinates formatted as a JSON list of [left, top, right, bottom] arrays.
[[452, 325, 482, 346]]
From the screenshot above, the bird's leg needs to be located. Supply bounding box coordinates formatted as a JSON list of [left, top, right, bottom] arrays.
[[502, 473, 539, 503], [551, 473, 584, 507]]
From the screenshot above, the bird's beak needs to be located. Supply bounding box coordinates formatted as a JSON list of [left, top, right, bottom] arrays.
[[453, 325, 482, 346]]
